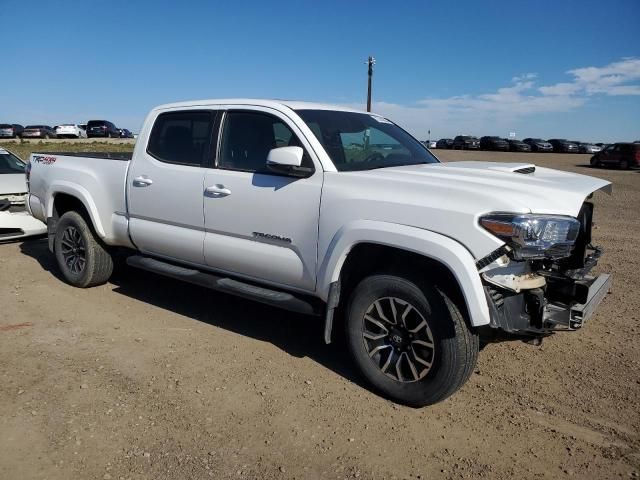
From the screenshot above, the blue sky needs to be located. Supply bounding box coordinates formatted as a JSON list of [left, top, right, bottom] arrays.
[[1, 0, 639, 141]]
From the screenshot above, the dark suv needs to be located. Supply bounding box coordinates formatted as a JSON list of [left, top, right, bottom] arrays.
[[507, 139, 531, 152], [435, 138, 453, 149], [452, 135, 480, 150], [87, 120, 120, 138], [548, 139, 579, 153], [480, 136, 509, 151], [590, 142, 640, 169], [522, 138, 553, 152]]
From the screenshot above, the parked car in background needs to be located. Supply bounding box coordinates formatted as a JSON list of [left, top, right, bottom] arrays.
[[119, 128, 134, 139], [22, 125, 57, 139], [507, 139, 532, 152], [522, 138, 553, 152], [480, 136, 509, 151], [0, 147, 47, 240], [590, 142, 640, 169], [0, 124, 24, 139], [86, 120, 120, 138], [55, 124, 87, 139], [548, 139, 579, 153], [452, 135, 480, 149], [574, 142, 601, 154], [436, 138, 453, 149]]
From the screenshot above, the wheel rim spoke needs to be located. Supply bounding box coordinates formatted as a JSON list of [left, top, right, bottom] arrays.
[[412, 339, 434, 349], [372, 300, 394, 325], [368, 344, 392, 358], [381, 349, 394, 373], [60, 226, 86, 275], [363, 331, 387, 341], [404, 352, 420, 381], [364, 315, 389, 334]]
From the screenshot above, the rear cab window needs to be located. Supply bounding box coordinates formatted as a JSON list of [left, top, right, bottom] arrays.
[[147, 110, 218, 167]]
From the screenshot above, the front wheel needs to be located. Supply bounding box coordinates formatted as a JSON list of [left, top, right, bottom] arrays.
[[54, 211, 114, 287], [345, 275, 479, 407]]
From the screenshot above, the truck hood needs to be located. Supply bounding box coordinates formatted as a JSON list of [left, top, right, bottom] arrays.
[[362, 161, 611, 217], [0, 173, 27, 195], [321, 160, 612, 260]]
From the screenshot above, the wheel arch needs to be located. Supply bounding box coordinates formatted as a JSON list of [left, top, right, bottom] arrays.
[[47, 186, 106, 252], [318, 221, 490, 343]]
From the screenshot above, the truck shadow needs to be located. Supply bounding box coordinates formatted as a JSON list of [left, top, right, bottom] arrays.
[[19, 239, 372, 394]]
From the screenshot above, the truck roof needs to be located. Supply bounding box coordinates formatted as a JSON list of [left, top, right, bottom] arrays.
[[153, 98, 367, 114]]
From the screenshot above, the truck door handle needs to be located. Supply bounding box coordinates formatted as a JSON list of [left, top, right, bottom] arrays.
[[133, 176, 153, 187], [205, 185, 231, 197]]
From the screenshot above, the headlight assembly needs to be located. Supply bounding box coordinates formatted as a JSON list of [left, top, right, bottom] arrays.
[[480, 214, 580, 260]]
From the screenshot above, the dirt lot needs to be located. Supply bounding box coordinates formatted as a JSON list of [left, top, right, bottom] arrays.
[[1, 150, 638, 479]]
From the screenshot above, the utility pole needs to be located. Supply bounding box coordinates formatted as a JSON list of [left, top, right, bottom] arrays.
[[366, 56, 375, 112]]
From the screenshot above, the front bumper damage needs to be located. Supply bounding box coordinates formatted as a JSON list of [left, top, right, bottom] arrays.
[[0, 198, 47, 241], [479, 224, 612, 341]]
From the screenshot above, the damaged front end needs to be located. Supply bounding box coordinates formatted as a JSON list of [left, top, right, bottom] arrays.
[[478, 200, 612, 344]]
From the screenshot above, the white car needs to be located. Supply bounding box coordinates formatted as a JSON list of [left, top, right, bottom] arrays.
[[28, 99, 612, 406], [55, 124, 87, 139], [0, 149, 47, 241]]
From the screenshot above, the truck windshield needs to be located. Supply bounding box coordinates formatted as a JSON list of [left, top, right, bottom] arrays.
[[296, 109, 439, 171], [0, 151, 26, 174]]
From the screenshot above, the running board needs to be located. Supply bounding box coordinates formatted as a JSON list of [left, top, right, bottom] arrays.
[[125, 255, 322, 316]]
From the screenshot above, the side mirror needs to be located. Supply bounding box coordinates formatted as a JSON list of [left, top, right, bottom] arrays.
[[266, 146, 313, 177]]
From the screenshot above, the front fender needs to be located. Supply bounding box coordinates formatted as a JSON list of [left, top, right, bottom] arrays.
[[317, 220, 490, 327]]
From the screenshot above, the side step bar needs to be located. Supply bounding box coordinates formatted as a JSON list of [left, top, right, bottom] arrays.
[[126, 255, 322, 316]]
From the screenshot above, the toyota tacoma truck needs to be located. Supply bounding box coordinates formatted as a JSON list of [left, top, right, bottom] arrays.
[[26, 99, 612, 406]]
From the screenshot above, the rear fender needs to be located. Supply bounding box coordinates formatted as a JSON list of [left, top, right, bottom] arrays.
[[47, 181, 106, 238]]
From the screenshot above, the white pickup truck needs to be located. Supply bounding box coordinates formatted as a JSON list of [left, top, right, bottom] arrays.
[[27, 99, 612, 406]]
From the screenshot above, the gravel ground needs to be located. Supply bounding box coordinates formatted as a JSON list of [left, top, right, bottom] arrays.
[[0, 150, 638, 480]]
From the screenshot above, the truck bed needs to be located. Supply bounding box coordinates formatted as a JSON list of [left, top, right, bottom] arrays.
[[28, 151, 132, 246]]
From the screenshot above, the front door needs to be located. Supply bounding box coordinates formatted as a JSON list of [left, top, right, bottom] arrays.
[[127, 109, 217, 265], [203, 109, 322, 291]]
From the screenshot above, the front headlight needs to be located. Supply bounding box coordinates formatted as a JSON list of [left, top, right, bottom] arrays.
[[480, 214, 580, 260]]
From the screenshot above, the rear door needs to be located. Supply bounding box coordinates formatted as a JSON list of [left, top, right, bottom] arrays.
[[127, 109, 218, 264], [202, 108, 322, 291]]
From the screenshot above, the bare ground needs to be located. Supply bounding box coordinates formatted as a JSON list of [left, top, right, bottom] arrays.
[[0, 151, 638, 480]]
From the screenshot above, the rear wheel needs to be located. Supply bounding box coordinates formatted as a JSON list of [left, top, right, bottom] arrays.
[[345, 275, 479, 407], [620, 159, 629, 170], [54, 211, 113, 288]]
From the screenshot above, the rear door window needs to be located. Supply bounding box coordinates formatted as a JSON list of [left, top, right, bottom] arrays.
[[147, 110, 217, 167]]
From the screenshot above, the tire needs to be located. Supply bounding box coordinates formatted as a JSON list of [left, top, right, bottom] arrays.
[[345, 275, 479, 407], [590, 157, 600, 168], [54, 211, 113, 288], [620, 159, 629, 170]]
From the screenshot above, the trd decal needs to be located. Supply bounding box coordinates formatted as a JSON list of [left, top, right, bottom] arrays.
[[32, 155, 57, 165]]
